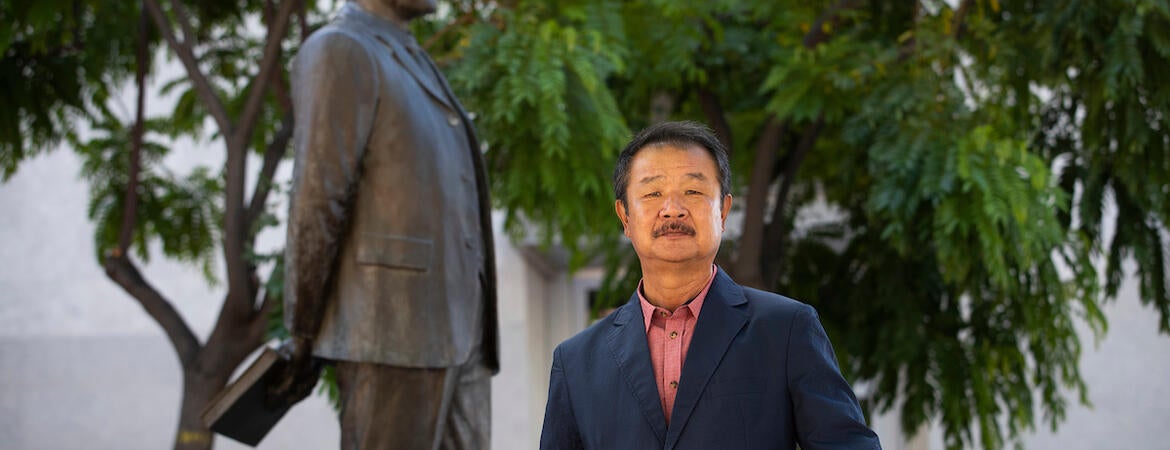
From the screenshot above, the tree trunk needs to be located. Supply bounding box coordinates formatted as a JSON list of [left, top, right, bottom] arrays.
[[732, 117, 786, 288], [170, 313, 268, 450], [174, 367, 231, 450]]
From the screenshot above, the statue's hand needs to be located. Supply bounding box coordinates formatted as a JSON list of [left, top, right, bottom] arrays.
[[266, 336, 321, 410]]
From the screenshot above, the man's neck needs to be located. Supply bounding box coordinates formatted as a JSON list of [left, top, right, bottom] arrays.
[[353, 0, 412, 30], [640, 261, 714, 311]]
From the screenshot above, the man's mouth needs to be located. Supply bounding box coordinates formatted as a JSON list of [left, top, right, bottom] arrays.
[[653, 221, 696, 238]]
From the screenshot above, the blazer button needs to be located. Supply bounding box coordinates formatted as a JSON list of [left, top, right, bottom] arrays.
[[447, 115, 460, 127]]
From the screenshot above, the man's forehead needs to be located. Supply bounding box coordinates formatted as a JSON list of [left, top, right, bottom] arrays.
[[631, 144, 715, 167]]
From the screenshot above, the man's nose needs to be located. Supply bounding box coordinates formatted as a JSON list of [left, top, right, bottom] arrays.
[[659, 195, 687, 219]]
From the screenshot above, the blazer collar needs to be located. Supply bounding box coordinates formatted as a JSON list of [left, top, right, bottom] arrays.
[[338, 2, 460, 111], [607, 267, 749, 449]]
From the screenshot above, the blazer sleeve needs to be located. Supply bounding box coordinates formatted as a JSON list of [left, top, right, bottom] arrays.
[[787, 305, 882, 450], [284, 30, 380, 340], [540, 345, 584, 450]]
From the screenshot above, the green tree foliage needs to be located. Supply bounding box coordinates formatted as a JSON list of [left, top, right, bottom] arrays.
[[3, 0, 1169, 449]]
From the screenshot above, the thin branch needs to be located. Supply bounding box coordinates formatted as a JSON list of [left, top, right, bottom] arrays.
[[649, 91, 674, 124], [697, 87, 734, 160], [298, 0, 308, 43], [803, 0, 863, 49], [234, 0, 297, 148], [273, 62, 293, 115], [246, 113, 293, 235], [422, 13, 475, 52], [118, 8, 151, 254], [104, 254, 201, 368], [166, 0, 197, 45], [952, 0, 975, 39], [142, 0, 231, 134]]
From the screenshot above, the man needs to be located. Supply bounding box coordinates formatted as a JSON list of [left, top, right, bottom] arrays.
[[539, 121, 880, 449], [277, 0, 497, 448]]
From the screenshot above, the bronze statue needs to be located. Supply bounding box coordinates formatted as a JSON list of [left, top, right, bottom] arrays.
[[276, 0, 498, 447]]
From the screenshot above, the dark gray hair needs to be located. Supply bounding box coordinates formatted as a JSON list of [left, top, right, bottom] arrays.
[[613, 120, 731, 208]]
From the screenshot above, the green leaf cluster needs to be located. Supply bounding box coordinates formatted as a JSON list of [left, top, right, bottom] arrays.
[[442, 2, 629, 263], [72, 117, 223, 283]]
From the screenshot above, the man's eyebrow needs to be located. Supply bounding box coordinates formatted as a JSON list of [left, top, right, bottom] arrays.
[[638, 173, 708, 185], [639, 175, 664, 184]]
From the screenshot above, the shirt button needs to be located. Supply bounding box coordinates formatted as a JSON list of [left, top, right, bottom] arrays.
[[659, 311, 667, 317], [448, 115, 460, 127], [669, 331, 678, 339], [669, 381, 678, 389]]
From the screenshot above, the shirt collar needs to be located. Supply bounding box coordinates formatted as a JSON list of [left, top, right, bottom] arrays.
[[638, 264, 718, 333]]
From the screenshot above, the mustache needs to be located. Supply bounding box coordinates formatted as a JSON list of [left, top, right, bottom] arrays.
[[653, 221, 695, 238]]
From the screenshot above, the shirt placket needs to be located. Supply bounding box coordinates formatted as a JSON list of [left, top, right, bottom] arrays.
[[662, 307, 689, 423]]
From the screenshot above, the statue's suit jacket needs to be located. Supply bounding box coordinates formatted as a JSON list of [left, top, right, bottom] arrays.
[[285, 3, 497, 371], [540, 268, 880, 449]]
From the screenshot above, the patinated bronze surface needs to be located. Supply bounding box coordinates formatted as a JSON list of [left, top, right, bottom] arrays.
[[280, 0, 498, 447]]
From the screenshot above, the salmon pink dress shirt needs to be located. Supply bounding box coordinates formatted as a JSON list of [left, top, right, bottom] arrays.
[[637, 265, 717, 425]]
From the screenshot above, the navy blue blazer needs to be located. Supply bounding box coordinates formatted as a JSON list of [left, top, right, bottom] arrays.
[[540, 268, 881, 449]]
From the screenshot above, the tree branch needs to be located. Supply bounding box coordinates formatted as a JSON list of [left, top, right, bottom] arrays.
[[803, 0, 864, 49], [733, 0, 862, 288], [422, 13, 475, 52], [762, 117, 825, 287], [166, 0, 197, 45], [697, 87, 733, 160], [298, 0, 309, 43], [118, 9, 151, 255], [952, 0, 975, 39], [142, 0, 231, 134], [273, 61, 293, 115], [234, 0, 296, 148], [104, 254, 201, 368], [223, 0, 294, 317], [246, 113, 293, 236], [199, 261, 280, 379], [649, 91, 675, 124], [734, 116, 785, 288]]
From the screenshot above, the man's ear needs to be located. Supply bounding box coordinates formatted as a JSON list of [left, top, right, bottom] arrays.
[[720, 194, 733, 230], [615, 199, 631, 236]]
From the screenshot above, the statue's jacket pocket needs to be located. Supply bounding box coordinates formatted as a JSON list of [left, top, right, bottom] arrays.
[[354, 233, 433, 273]]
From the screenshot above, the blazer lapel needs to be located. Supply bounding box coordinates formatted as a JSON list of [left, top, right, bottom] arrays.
[[665, 269, 749, 449], [606, 296, 668, 446]]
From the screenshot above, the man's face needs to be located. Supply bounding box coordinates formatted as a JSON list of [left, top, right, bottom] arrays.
[[615, 144, 732, 267], [382, 0, 437, 18]]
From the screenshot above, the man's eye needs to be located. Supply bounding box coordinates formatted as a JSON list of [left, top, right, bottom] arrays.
[[643, 192, 661, 198], [686, 190, 702, 195]]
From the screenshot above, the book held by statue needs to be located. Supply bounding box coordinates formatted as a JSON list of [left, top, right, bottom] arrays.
[[200, 347, 291, 446]]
